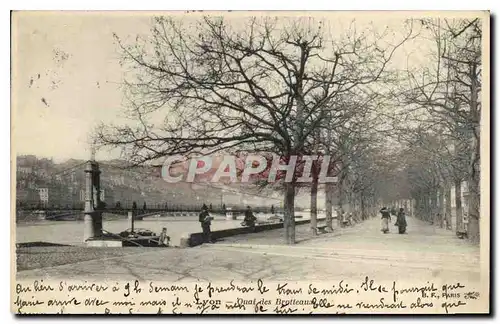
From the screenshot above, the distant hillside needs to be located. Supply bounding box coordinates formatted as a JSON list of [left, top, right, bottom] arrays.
[[15, 155, 336, 210], [15, 156, 286, 209]]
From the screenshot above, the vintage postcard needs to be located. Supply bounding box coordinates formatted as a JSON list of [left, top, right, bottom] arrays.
[[11, 10, 490, 314]]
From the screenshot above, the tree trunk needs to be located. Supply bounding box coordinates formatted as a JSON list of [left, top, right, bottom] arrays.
[[420, 196, 423, 219], [467, 132, 480, 243], [430, 189, 438, 224], [425, 192, 431, 222], [468, 164, 481, 243], [421, 194, 426, 221], [310, 172, 318, 235], [325, 183, 334, 231], [445, 183, 452, 230], [422, 195, 426, 220], [310, 131, 320, 235], [438, 186, 445, 228], [414, 196, 418, 218], [467, 62, 481, 244], [284, 182, 296, 245], [455, 179, 463, 233], [344, 180, 352, 224], [468, 177, 480, 243], [349, 196, 359, 223], [414, 195, 420, 219], [360, 194, 366, 220], [349, 193, 355, 223], [337, 177, 345, 228], [420, 194, 424, 221]]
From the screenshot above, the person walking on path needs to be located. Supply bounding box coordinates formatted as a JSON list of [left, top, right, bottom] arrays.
[[199, 204, 213, 243], [396, 208, 407, 234], [380, 207, 391, 234]]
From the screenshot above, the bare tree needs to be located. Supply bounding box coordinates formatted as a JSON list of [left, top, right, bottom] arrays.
[[319, 83, 391, 229], [97, 16, 412, 244], [397, 18, 482, 241]]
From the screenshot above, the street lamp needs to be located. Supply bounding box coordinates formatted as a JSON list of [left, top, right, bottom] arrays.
[[220, 189, 225, 208]]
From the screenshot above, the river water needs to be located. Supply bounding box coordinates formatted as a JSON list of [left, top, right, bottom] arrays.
[[16, 212, 320, 247]]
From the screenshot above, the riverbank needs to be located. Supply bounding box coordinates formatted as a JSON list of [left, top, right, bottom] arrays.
[[16, 221, 321, 274], [16, 214, 327, 271]]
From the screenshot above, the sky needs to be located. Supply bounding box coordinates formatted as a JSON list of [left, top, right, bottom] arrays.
[[12, 12, 153, 162], [11, 11, 484, 163]]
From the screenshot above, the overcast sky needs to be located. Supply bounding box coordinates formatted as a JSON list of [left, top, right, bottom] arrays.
[[11, 11, 484, 163]]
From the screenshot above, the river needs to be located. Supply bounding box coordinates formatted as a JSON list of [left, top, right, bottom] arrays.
[[16, 211, 320, 247]]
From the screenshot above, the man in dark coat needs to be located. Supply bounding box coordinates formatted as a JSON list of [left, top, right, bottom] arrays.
[[243, 206, 257, 230], [158, 227, 170, 246], [199, 204, 212, 243], [396, 208, 407, 234]]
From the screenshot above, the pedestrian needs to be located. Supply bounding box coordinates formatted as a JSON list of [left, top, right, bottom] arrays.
[[337, 207, 345, 227], [243, 206, 257, 230], [397, 208, 407, 234], [380, 207, 391, 234], [199, 204, 213, 243], [158, 227, 170, 246], [348, 212, 354, 226]]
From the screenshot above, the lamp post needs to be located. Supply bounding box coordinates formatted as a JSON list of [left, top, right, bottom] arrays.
[[220, 189, 225, 209], [83, 160, 103, 242]]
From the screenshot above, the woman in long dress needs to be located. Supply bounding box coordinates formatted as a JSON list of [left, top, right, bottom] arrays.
[[380, 207, 391, 234]]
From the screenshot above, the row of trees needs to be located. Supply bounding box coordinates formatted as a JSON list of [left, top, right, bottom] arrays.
[[391, 18, 482, 243], [96, 15, 483, 244]]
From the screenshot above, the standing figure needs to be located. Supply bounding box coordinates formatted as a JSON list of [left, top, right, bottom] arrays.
[[396, 208, 407, 234], [380, 207, 391, 234], [347, 212, 354, 226], [243, 206, 257, 230], [158, 227, 170, 246], [199, 204, 213, 243]]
